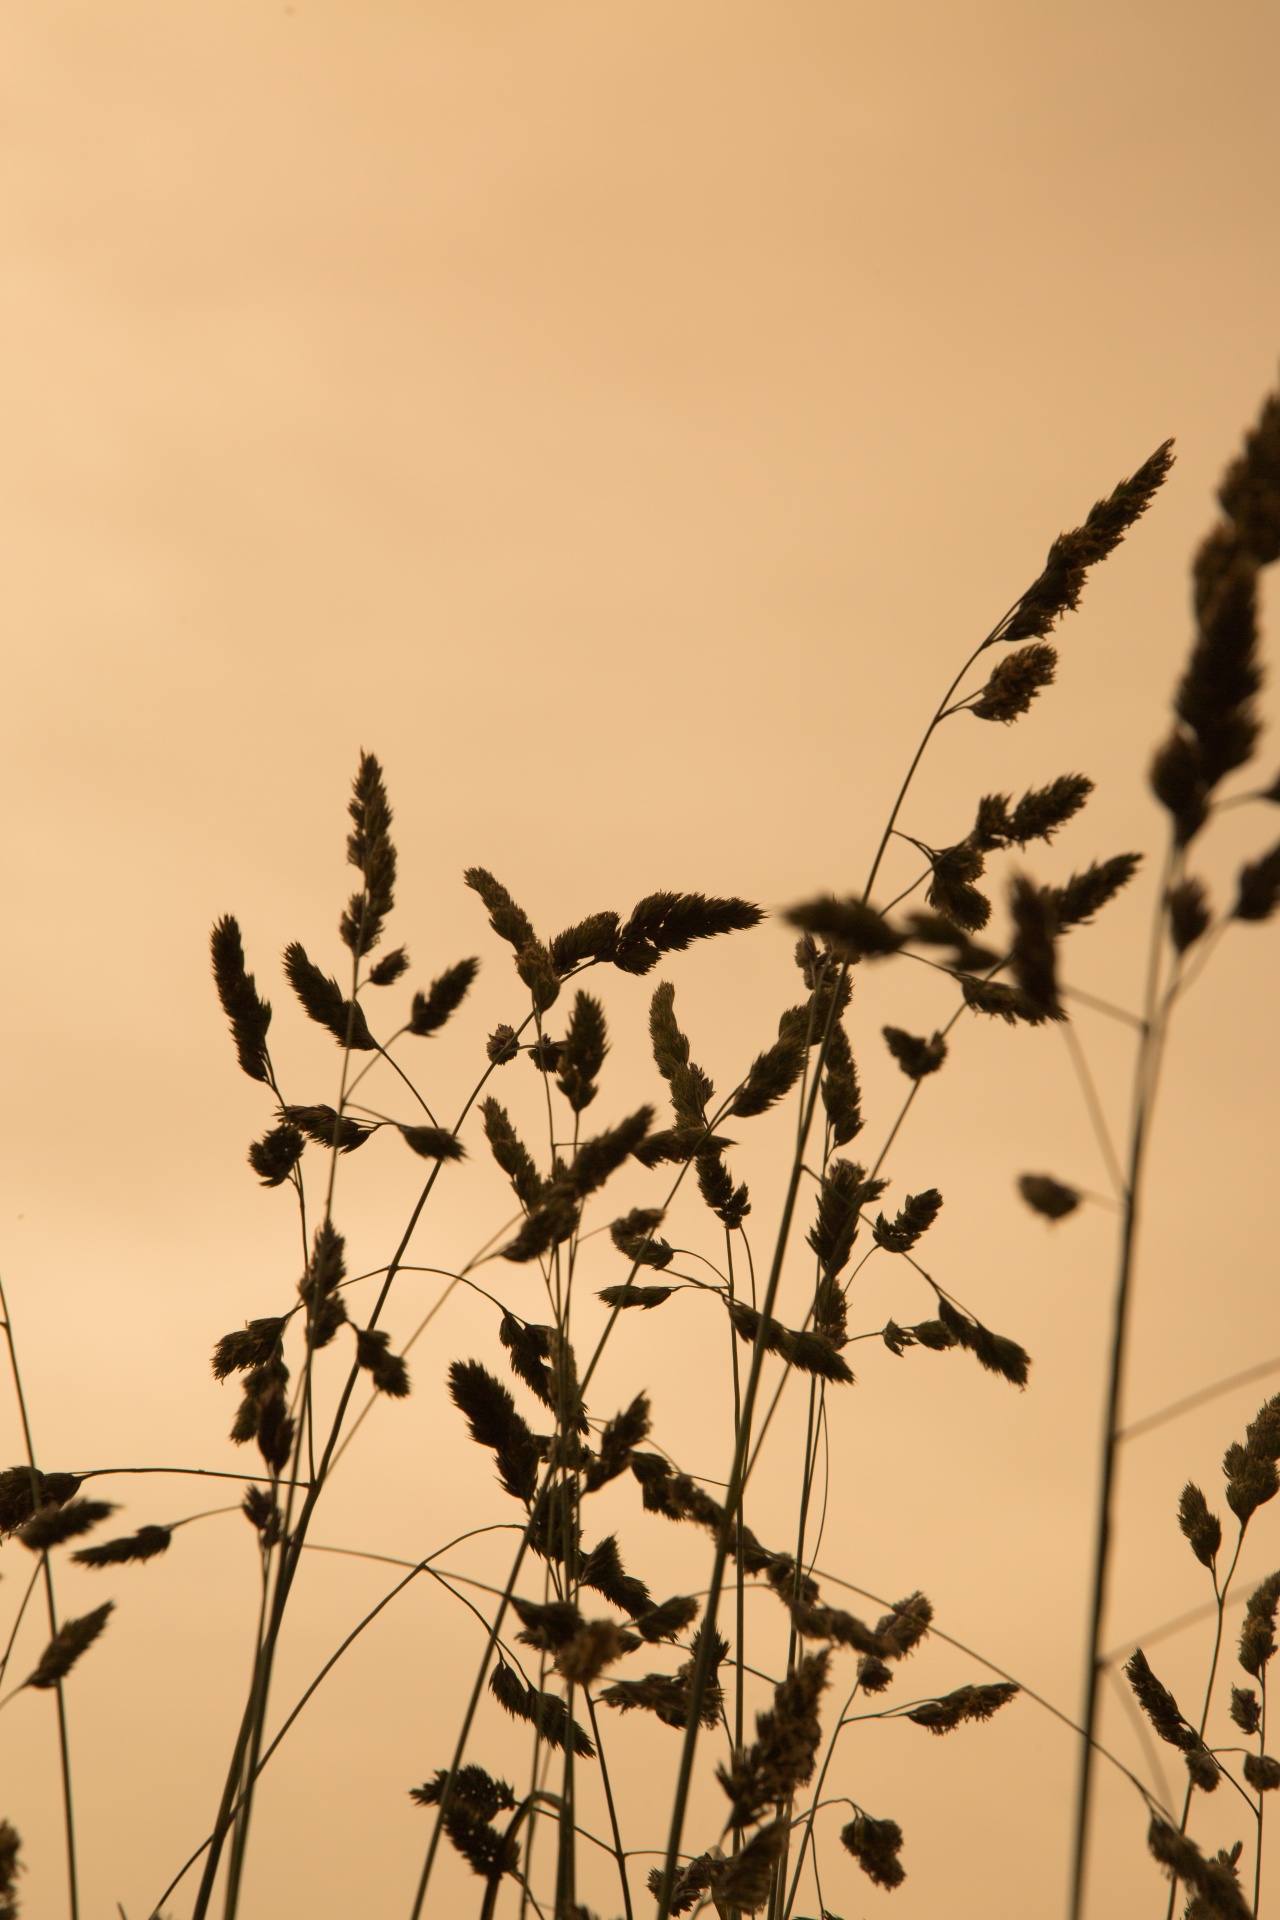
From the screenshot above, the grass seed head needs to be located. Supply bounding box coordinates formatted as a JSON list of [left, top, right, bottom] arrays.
[[210, 916, 273, 1084], [26, 1602, 114, 1690], [841, 1811, 906, 1889], [409, 957, 479, 1036], [73, 1524, 172, 1568]]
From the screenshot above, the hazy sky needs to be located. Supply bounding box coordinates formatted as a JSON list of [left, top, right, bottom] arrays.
[[3, 4, 1280, 1915]]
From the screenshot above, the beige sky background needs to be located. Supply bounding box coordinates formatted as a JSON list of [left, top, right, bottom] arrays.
[[3, 3, 1280, 1915]]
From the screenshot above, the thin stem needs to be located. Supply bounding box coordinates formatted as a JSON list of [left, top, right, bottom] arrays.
[[1059, 1019, 1127, 1200], [0, 1275, 79, 1920], [584, 1689, 635, 1920], [1068, 842, 1175, 1920], [1256, 1674, 1268, 1914], [1161, 1530, 1247, 1920], [653, 975, 846, 1920]]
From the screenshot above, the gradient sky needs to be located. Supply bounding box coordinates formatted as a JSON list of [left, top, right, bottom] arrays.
[[3, 4, 1280, 1915]]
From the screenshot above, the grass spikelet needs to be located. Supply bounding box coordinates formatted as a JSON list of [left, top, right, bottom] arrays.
[[248, 1121, 304, 1186], [1047, 853, 1143, 928], [842, 1811, 906, 1889], [1234, 840, 1280, 922], [25, 1602, 113, 1690], [479, 1100, 543, 1210], [925, 842, 990, 931], [210, 915, 273, 1084], [609, 1206, 674, 1270], [597, 1283, 675, 1310], [732, 1029, 806, 1117], [0, 1820, 19, 1918], [278, 1104, 371, 1152], [399, 1125, 466, 1161], [242, 1485, 280, 1540], [695, 1149, 750, 1227], [18, 1498, 117, 1552], [970, 643, 1057, 722], [579, 1534, 651, 1616], [613, 892, 763, 975], [512, 1598, 583, 1651], [283, 943, 376, 1050], [785, 1597, 886, 1657], [1124, 1649, 1198, 1749], [821, 1020, 863, 1145], [1008, 876, 1061, 1019], [646, 1853, 717, 1914], [489, 1662, 596, 1757], [463, 869, 534, 952], [602, 1626, 726, 1730], [549, 910, 621, 973], [633, 1594, 700, 1644], [786, 895, 902, 961], [961, 978, 1050, 1025], [498, 1315, 556, 1408], [447, 1361, 539, 1505], [1018, 1172, 1080, 1219], [873, 1189, 943, 1254], [708, 1818, 786, 1912], [976, 774, 1095, 848], [634, 1125, 733, 1167], [998, 438, 1175, 646], [900, 910, 1001, 973], [339, 751, 396, 957], [876, 1591, 934, 1658], [584, 1394, 651, 1492], [485, 1023, 519, 1064], [567, 1106, 654, 1196], [514, 937, 561, 1014], [73, 1524, 172, 1568], [355, 1327, 410, 1397], [409, 957, 480, 1036], [556, 991, 608, 1110], [410, 1766, 519, 1880], [882, 1026, 947, 1079], [367, 944, 409, 985], [905, 1680, 1019, 1734], [1177, 534, 1261, 787], [807, 1157, 876, 1279], [1186, 1746, 1222, 1792], [1223, 1442, 1279, 1523], [230, 1357, 294, 1470], [1168, 877, 1212, 952], [649, 981, 714, 1125], [555, 1620, 634, 1686], [728, 1301, 854, 1384], [937, 1298, 1030, 1387], [858, 1654, 894, 1693], [1146, 1817, 1251, 1920], [0, 1469, 80, 1537], [1178, 1484, 1222, 1568], [1219, 387, 1280, 561], [1231, 1686, 1261, 1735], [212, 1317, 285, 1379], [1238, 1571, 1280, 1677], [498, 1188, 580, 1262], [1245, 1754, 1280, 1793], [1150, 728, 1212, 845]]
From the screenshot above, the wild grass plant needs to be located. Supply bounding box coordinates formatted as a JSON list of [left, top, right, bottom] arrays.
[[0, 387, 1277, 1920]]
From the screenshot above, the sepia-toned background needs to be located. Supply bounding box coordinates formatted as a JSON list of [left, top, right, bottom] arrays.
[[3, 2, 1280, 1914]]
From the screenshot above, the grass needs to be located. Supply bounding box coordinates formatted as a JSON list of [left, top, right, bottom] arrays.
[[0, 386, 1278, 1920]]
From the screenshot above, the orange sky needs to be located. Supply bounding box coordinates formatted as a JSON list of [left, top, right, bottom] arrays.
[[3, 4, 1280, 1915]]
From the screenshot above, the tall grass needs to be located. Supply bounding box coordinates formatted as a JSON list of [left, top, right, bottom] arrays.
[[0, 386, 1277, 1920]]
